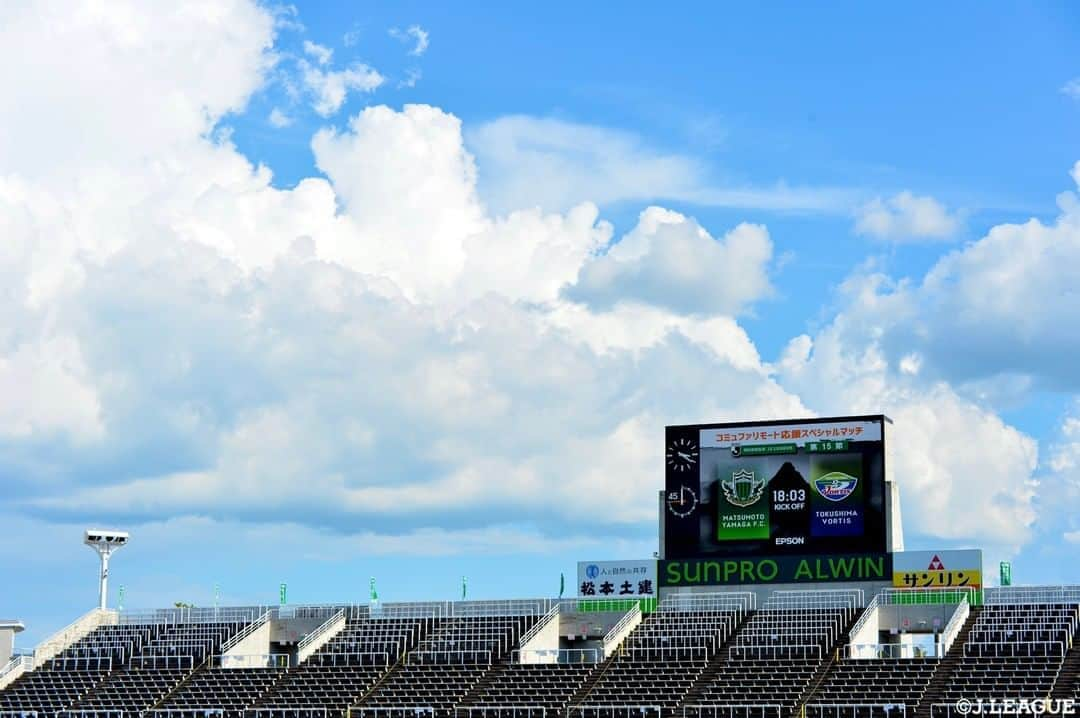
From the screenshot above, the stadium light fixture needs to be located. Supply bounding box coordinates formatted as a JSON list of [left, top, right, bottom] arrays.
[[84, 529, 129, 610]]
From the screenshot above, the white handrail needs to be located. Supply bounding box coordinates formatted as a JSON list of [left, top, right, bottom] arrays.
[[848, 593, 880, 641], [518, 603, 560, 648], [939, 595, 970, 655], [0, 655, 33, 691], [296, 608, 345, 664], [603, 603, 641, 646], [220, 609, 272, 653]]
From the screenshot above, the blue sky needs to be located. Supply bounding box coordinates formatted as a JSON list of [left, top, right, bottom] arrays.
[[1, 1, 1079, 645]]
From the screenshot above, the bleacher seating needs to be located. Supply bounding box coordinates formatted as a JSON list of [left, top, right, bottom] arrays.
[[460, 663, 596, 716], [253, 615, 430, 718], [0, 622, 169, 717], [573, 597, 746, 717], [7, 593, 1080, 718], [156, 666, 288, 718], [684, 592, 861, 718], [67, 621, 248, 715], [807, 658, 938, 717], [939, 603, 1079, 706], [355, 613, 540, 718]]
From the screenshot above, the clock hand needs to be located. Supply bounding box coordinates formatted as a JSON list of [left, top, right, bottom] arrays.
[[677, 452, 693, 461]]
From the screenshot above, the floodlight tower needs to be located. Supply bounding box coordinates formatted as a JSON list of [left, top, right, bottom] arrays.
[[84, 529, 129, 610]]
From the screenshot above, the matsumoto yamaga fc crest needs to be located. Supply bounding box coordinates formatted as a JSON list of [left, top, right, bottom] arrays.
[[721, 468, 766, 508]]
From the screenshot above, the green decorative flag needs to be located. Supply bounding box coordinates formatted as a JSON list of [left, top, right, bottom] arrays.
[[118, 585, 125, 611], [462, 575, 467, 600], [279, 582, 287, 606], [370, 577, 378, 603], [559, 572, 565, 598]]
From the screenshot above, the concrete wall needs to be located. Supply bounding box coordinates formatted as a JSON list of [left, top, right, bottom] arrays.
[[270, 617, 327, 644], [849, 605, 880, 647], [517, 612, 561, 663], [559, 611, 626, 639], [220, 620, 271, 668], [0, 630, 14, 666]]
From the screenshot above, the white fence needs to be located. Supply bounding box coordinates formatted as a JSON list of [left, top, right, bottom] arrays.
[[296, 609, 345, 665], [455, 708, 547, 718], [511, 648, 601, 665], [518, 603, 560, 648], [682, 705, 783, 718], [984, 585, 1080, 605], [805, 705, 908, 718], [567, 706, 661, 718], [215, 653, 290, 669], [846, 643, 937, 660], [602, 604, 641, 657]]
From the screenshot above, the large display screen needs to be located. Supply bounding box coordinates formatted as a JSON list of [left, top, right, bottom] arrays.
[[664, 416, 888, 560]]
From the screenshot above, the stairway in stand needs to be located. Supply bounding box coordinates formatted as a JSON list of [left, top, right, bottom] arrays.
[[674, 610, 756, 712], [912, 607, 981, 718], [1049, 639, 1080, 701]]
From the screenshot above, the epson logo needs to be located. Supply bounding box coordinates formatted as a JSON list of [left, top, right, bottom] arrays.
[[775, 536, 806, 545]]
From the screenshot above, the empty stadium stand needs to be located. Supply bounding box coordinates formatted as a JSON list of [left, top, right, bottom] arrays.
[[7, 589, 1080, 718], [934, 602, 1077, 713], [251, 609, 431, 718], [354, 608, 542, 718], [682, 591, 862, 718], [569, 593, 750, 718]]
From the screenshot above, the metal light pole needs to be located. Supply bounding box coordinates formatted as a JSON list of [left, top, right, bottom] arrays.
[[84, 529, 130, 610]]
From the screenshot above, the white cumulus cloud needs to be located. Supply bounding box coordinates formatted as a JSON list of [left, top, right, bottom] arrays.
[[855, 191, 961, 241], [565, 207, 774, 316]]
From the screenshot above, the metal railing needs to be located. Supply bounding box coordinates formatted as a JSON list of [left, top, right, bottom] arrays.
[[568, 706, 661, 718], [302, 650, 390, 667], [518, 603, 560, 648], [56, 711, 126, 718], [603, 603, 641, 655], [682, 706, 783, 718], [729, 643, 823, 660], [984, 585, 1080, 605], [215, 653, 290, 669], [660, 592, 756, 612], [848, 593, 880, 643], [455, 708, 546, 718], [963, 640, 1065, 657], [0, 655, 32, 684], [407, 648, 492, 665], [351, 709, 433, 718], [220, 610, 272, 654], [296, 608, 345, 664], [939, 595, 970, 656], [148, 710, 225, 718], [511, 648, 601, 664], [0, 712, 40, 718], [47, 656, 113, 671], [246, 709, 330, 718], [845, 643, 938, 660], [805, 705, 908, 718]]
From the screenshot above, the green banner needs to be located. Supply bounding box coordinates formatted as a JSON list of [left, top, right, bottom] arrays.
[[660, 553, 892, 586]]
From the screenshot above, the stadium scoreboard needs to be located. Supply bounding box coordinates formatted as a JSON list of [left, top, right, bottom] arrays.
[[662, 415, 890, 584]]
